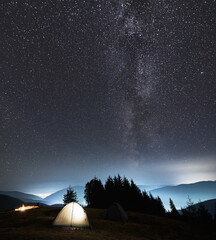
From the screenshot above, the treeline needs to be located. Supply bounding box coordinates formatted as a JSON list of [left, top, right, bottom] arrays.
[[167, 197, 213, 227], [84, 175, 166, 216], [61, 175, 215, 231], [180, 197, 213, 229], [83, 175, 215, 229]]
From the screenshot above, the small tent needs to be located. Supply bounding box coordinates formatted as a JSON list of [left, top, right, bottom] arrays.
[[53, 202, 90, 229], [101, 202, 128, 223]]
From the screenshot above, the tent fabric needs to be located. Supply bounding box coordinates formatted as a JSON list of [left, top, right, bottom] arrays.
[[102, 202, 128, 223], [53, 202, 90, 228]]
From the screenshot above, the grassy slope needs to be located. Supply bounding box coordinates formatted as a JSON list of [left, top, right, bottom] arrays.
[[0, 207, 215, 240]]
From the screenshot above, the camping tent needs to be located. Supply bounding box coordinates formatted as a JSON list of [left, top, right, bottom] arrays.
[[102, 202, 128, 223], [53, 202, 90, 229]]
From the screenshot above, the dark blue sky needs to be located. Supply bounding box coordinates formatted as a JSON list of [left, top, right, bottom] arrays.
[[1, 0, 216, 195]]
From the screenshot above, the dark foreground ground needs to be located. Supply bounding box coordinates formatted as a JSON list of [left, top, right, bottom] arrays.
[[0, 207, 215, 240]]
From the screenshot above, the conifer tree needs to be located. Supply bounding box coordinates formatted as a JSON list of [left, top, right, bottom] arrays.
[[169, 198, 180, 219], [63, 185, 77, 204], [196, 201, 212, 227], [84, 177, 105, 208]]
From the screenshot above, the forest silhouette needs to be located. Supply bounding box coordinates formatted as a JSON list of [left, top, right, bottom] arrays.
[[81, 175, 215, 231]]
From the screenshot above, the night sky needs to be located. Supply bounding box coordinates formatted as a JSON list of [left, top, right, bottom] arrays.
[[1, 0, 216, 195]]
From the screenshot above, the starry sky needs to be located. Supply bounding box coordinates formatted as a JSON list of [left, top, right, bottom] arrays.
[[1, 0, 216, 195]]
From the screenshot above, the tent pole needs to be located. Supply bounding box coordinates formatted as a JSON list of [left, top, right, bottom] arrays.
[[71, 203, 74, 227]]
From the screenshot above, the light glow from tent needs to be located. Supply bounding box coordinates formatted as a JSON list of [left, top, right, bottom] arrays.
[[53, 202, 89, 228], [72, 203, 86, 224], [15, 204, 39, 212]]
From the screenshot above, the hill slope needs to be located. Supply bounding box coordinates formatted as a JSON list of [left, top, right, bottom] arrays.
[[0, 194, 24, 211], [194, 198, 216, 218], [0, 207, 215, 240]]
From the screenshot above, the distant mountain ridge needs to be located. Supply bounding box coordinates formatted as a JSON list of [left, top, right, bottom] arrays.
[[0, 191, 42, 202], [137, 185, 163, 192], [42, 186, 85, 205], [148, 180, 216, 210], [151, 180, 216, 193]]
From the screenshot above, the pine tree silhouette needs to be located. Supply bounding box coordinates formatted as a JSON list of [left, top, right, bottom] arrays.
[[169, 198, 180, 219], [63, 185, 77, 204], [84, 177, 105, 208]]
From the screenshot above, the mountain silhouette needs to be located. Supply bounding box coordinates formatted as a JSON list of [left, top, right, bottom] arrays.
[[42, 186, 85, 205], [0, 191, 42, 203], [148, 181, 216, 209]]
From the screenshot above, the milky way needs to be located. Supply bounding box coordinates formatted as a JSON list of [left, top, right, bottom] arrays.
[[1, 0, 216, 191]]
